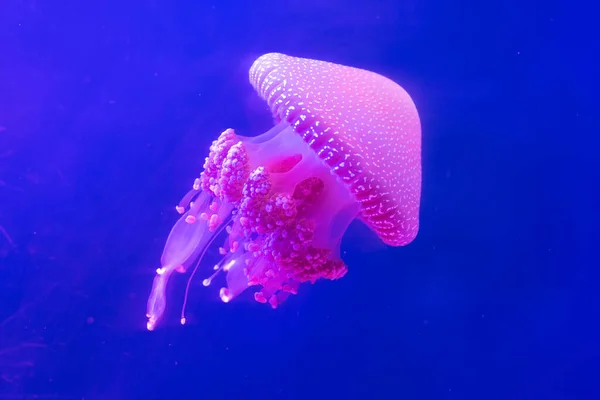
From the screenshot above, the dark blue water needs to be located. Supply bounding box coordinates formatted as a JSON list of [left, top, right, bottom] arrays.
[[1, 0, 598, 399]]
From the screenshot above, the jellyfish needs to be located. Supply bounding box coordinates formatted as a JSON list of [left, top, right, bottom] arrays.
[[146, 53, 421, 330]]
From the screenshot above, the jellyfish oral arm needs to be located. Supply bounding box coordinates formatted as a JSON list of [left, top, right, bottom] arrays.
[[146, 123, 359, 330], [146, 191, 232, 330], [146, 268, 170, 331]]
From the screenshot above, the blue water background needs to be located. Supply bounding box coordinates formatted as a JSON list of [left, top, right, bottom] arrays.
[[0, 0, 598, 399]]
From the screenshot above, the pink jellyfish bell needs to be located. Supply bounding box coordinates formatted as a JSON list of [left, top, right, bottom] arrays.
[[146, 53, 421, 330]]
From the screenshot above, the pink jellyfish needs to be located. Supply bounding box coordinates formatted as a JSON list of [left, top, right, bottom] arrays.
[[146, 53, 421, 330]]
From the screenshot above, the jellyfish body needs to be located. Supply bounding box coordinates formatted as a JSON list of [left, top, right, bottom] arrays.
[[146, 53, 421, 330]]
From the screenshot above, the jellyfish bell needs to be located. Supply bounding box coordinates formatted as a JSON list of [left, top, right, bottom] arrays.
[[146, 53, 421, 331]]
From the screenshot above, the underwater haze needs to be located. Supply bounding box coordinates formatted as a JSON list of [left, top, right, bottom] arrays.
[[1, 0, 598, 399]]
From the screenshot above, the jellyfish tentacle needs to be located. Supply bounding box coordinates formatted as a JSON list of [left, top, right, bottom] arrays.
[[179, 218, 230, 325]]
